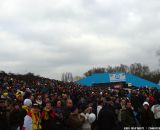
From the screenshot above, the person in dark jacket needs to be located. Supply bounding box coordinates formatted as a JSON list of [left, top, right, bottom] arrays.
[[140, 102, 153, 128], [41, 102, 57, 130], [62, 99, 74, 130], [97, 97, 117, 130], [54, 100, 64, 130], [121, 101, 137, 127], [9, 102, 22, 130], [68, 106, 85, 130], [0, 98, 9, 130]]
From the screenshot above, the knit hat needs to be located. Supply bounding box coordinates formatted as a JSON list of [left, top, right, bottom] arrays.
[[24, 99, 32, 107], [143, 101, 149, 106]]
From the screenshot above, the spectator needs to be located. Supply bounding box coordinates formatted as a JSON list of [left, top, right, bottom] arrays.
[[41, 102, 56, 130], [118, 99, 127, 129], [54, 100, 64, 130], [97, 97, 117, 130], [0, 98, 9, 130], [121, 101, 137, 127], [63, 99, 74, 130], [68, 107, 85, 130], [21, 99, 32, 130], [23, 103, 41, 130], [81, 107, 96, 130], [151, 100, 160, 126], [139, 101, 153, 128], [9, 102, 22, 130]]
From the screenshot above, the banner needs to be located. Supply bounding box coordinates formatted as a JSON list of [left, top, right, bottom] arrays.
[[109, 73, 126, 82]]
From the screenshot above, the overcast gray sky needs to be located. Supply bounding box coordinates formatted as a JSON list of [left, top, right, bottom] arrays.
[[0, 0, 160, 80]]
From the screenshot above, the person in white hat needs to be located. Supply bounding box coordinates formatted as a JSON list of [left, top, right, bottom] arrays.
[[139, 101, 153, 128], [23, 103, 42, 130], [21, 99, 32, 130]]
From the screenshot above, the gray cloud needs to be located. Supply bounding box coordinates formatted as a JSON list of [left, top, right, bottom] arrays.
[[0, 0, 160, 79]]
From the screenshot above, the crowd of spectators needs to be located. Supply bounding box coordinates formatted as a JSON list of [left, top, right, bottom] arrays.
[[0, 74, 160, 130]]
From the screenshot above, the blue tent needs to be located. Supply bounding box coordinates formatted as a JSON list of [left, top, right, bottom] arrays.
[[76, 72, 160, 89]]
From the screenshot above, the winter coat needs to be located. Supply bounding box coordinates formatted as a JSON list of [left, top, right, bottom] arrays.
[[41, 108, 56, 130], [121, 108, 137, 127], [62, 107, 72, 130], [0, 108, 9, 130], [97, 104, 117, 130], [140, 108, 153, 127], [68, 113, 85, 130], [54, 107, 64, 130], [9, 109, 22, 130]]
